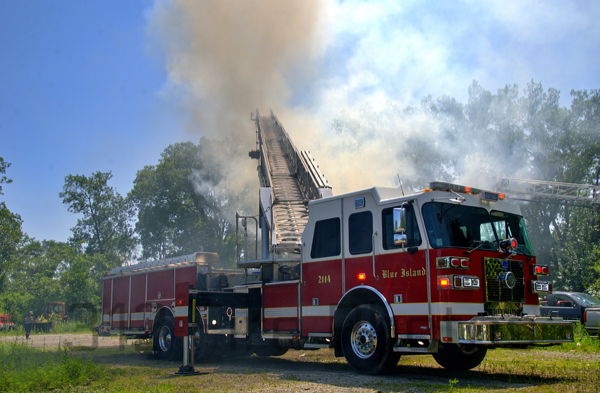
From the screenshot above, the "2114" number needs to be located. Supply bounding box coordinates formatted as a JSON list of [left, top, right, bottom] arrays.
[[318, 275, 331, 284]]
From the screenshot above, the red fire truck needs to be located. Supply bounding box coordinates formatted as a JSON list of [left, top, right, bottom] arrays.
[[99, 111, 574, 374]]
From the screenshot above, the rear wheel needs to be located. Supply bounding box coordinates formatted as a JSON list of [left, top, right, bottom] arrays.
[[153, 316, 182, 361], [341, 305, 400, 374], [189, 314, 212, 362], [433, 343, 487, 371]]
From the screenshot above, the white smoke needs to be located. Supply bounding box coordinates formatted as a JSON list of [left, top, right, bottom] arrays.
[[146, 0, 565, 204]]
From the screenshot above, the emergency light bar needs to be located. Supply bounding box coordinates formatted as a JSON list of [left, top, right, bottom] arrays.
[[428, 182, 506, 200]]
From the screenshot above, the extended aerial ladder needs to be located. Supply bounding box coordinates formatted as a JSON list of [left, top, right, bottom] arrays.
[[497, 177, 600, 207], [238, 109, 332, 268]]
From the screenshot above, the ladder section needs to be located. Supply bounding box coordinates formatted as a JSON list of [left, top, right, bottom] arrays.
[[251, 109, 332, 255], [260, 115, 309, 250], [497, 178, 600, 205]]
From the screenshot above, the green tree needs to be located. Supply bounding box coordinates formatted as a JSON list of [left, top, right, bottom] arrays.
[[130, 139, 244, 266], [0, 203, 25, 293], [0, 157, 12, 195], [0, 157, 25, 294], [2, 240, 65, 317], [59, 171, 136, 263], [130, 142, 207, 260], [59, 248, 101, 311]]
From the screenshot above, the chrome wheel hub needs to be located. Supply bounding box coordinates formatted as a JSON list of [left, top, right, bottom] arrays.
[[351, 320, 377, 359], [158, 326, 172, 352]]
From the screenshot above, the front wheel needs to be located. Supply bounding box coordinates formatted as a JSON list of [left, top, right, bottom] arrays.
[[432, 343, 487, 371], [341, 305, 400, 374]]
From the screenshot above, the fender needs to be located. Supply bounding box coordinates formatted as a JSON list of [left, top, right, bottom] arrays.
[[151, 306, 174, 333], [334, 285, 395, 338]]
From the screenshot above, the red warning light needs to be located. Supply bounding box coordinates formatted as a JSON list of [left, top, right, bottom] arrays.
[[542, 266, 550, 275], [438, 277, 451, 287], [535, 266, 543, 274], [511, 239, 518, 248], [358, 273, 366, 280]]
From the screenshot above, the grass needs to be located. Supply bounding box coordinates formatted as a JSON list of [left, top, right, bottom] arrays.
[[0, 321, 95, 337], [0, 340, 117, 392]]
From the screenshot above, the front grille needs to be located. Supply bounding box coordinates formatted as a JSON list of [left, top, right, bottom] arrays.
[[484, 258, 525, 316]]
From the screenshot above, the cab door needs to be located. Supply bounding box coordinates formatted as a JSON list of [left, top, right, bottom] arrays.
[[546, 293, 581, 321], [301, 208, 343, 335]]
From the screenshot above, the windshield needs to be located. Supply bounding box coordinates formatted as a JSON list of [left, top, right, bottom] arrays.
[[572, 293, 600, 306], [488, 211, 535, 256], [422, 202, 535, 255]]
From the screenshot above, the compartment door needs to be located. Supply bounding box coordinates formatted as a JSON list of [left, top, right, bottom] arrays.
[[263, 281, 300, 334]]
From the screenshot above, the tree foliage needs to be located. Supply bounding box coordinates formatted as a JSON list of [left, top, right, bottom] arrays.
[[0, 239, 102, 321], [0, 157, 25, 294], [129, 139, 246, 266], [59, 171, 136, 262], [0, 157, 12, 195], [0, 203, 25, 293]]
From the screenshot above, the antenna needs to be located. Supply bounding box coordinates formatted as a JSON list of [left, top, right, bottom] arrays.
[[397, 174, 404, 196]]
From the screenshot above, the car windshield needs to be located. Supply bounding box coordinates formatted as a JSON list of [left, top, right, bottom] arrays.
[[572, 293, 600, 306], [422, 202, 535, 255]]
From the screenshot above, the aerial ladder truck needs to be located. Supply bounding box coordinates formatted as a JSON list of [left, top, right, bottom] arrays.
[[100, 110, 574, 374]]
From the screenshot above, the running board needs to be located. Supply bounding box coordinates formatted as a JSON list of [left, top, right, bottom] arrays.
[[393, 335, 438, 353], [304, 333, 333, 349]]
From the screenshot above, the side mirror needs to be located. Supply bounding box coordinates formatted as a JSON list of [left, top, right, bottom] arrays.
[[393, 208, 407, 246]]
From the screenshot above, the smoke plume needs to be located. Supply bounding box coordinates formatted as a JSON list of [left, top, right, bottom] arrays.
[[147, 0, 328, 144], [147, 0, 540, 207]]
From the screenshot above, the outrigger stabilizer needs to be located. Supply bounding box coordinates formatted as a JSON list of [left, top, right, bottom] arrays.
[[174, 283, 207, 376]]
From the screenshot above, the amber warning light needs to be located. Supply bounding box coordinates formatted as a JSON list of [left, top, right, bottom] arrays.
[[438, 277, 451, 288]]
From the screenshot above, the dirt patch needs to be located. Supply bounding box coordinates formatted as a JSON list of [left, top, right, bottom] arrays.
[[1, 333, 124, 349]]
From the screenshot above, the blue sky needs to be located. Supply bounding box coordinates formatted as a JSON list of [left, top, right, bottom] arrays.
[[1, 0, 599, 244]]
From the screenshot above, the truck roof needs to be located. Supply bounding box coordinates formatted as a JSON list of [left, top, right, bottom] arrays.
[[308, 182, 521, 215], [104, 252, 218, 277]]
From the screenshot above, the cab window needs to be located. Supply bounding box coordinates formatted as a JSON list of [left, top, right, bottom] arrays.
[[382, 204, 422, 249], [310, 218, 341, 259], [553, 294, 574, 308], [349, 211, 373, 255]]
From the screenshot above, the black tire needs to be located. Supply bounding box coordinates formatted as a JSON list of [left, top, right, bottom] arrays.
[[189, 313, 211, 362], [341, 305, 400, 375], [153, 316, 182, 361], [433, 343, 487, 371]]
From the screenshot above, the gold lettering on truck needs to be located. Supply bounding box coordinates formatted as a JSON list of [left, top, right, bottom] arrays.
[[318, 275, 331, 284], [398, 267, 426, 278]]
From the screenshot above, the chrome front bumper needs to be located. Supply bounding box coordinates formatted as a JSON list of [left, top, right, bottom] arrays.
[[441, 316, 574, 345]]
